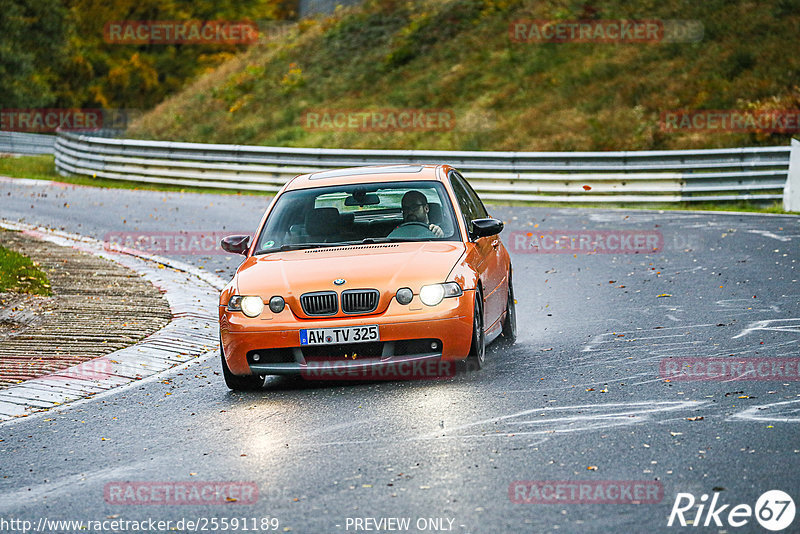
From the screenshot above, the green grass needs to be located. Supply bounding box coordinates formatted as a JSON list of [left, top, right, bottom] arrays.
[[126, 0, 800, 152], [0, 236, 52, 296], [0, 155, 60, 182], [7, 1, 798, 213]]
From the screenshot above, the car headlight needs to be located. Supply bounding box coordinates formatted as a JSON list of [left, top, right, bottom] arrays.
[[395, 287, 413, 305], [227, 295, 264, 318], [419, 282, 463, 306]]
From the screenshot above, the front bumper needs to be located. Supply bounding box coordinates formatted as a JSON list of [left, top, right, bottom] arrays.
[[220, 293, 474, 376]]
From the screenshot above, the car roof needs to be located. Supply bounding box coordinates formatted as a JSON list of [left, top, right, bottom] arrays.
[[284, 164, 452, 191]]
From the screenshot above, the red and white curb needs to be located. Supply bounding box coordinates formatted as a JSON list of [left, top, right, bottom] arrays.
[[0, 220, 226, 423]]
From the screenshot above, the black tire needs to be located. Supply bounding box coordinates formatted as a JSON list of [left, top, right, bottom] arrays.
[[499, 272, 517, 345], [466, 290, 486, 370], [220, 336, 264, 391]]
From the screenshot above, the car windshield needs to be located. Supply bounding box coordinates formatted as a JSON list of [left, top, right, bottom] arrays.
[[254, 180, 460, 253]]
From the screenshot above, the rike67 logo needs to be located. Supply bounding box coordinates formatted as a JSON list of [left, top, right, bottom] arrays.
[[668, 490, 795, 531]]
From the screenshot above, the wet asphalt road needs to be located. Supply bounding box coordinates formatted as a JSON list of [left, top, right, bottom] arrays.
[[1, 178, 799, 533]]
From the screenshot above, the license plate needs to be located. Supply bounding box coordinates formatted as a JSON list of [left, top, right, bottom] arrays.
[[300, 325, 380, 345]]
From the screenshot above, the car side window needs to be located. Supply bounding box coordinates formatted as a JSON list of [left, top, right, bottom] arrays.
[[454, 171, 488, 219], [448, 171, 475, 228], [449, 171, 488, 236]]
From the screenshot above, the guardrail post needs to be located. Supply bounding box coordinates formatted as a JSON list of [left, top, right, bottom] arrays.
[[784, 138, 800, 212]]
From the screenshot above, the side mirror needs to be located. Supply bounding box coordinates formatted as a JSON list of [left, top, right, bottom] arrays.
[[220, 235, 251, 255], [470, 218, 504, 239]]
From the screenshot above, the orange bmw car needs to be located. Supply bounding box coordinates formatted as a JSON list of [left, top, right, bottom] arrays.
[[218, 164, 515, 390]]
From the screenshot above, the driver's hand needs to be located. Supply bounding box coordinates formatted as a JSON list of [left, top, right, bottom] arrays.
[[429, 224, 444, 237]]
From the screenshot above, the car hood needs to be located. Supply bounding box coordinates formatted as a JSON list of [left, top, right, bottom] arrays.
[[236, 241, 466, 300]]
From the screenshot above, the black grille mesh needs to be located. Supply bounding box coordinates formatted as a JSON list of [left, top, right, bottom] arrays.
[[300, 292, 338, 316], [342, 289, 379, 314]]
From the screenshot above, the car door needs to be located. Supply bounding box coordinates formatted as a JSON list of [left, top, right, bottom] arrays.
[[449, 171, 505, 329]]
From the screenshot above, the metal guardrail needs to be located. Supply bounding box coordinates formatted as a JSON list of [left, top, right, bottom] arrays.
[[53, 130, 799, 207], [0, 131, 56, 155]]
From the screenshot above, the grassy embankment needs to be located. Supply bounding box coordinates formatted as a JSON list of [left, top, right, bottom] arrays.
[[128, 0, 799, 152], [6, 0, 800, 212], [0, 231, 51, 295]]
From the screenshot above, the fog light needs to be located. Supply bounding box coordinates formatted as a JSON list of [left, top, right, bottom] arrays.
[[253, 353, 261, 362], [269, 296, 285, 313], [396, 287, 413, 305], [431, 342, 438, 350]]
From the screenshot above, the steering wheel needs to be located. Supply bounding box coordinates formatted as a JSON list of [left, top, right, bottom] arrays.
[[389, 221, 435, 239]]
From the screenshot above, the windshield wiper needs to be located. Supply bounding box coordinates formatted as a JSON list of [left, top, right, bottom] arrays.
[[255, 238, 426, 255], [357, 237, 427, 244], [254, 243, 331, 255]]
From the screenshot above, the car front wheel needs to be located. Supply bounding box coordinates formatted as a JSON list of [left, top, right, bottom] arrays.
[[499, 272, 517, 345], [467, 290, 486, 370], [220, 336, 265, 391]]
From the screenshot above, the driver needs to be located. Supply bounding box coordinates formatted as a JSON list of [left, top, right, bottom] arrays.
[[390, 190, 444, 238]]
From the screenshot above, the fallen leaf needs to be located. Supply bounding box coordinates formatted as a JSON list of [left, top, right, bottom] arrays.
[[587, 466, 598, 471], [582, 185, 592, 191], [687, 416, 704, 421], [657, 294, 672, 298]]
